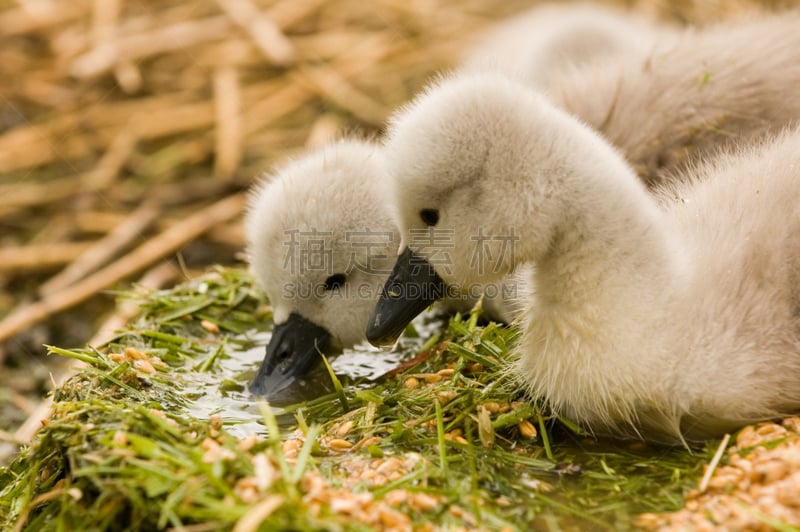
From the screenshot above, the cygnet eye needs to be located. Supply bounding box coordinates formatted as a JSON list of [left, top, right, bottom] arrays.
[[419, 208, 439, 227], [323, 273, 347, 291]]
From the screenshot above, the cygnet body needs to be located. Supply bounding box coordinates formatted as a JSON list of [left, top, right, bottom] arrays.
[[460, 2, 670, 90], [368, 74, 800, 444], [546, 11, 800, 184]]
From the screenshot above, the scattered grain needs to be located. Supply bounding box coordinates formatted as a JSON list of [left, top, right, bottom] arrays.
[[200, 319, 220, 334], [518, 419, 537, 439], [404, 377, 420, 389], [335, 420, 355, 438], [641, 417, 800, 530], [327, 438, 353, 452], [132, 359, 156, 374]]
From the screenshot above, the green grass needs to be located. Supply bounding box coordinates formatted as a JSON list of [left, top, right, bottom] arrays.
[[0, 267, 712, 531]]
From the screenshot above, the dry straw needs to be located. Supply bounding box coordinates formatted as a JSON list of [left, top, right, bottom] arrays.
[[0, 0, 781, 351]]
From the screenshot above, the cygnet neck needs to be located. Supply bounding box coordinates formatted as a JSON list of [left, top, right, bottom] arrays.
[[522, 119, 683, 313]]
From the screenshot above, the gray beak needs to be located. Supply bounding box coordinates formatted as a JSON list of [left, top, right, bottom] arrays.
[[366, 247, 448, 347]]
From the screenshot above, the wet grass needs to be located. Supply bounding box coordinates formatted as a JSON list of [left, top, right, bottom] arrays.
[[0, 267, 714, 531]]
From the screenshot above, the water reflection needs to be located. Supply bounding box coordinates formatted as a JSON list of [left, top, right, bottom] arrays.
[[184, 313, 445, 439]]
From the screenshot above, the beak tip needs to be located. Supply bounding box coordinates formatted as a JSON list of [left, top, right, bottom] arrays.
[[366, 308, 404, 347], [249, 364, 296, 400], [250, 313, 332, 399], [365, 328, 398, 348]]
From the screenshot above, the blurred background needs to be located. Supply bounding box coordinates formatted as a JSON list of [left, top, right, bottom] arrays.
[[0, 0, 793, 446]]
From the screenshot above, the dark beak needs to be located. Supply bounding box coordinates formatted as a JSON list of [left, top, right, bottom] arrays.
[[366, 247, 448, 347], [250, 313, 333, 399]]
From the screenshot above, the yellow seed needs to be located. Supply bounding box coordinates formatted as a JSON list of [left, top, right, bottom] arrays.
[[201, 319, 220, 334], [467, 362, 484, 373], [751, 459, 788, 484], [201, 437, 219, 451], [108, 352, 126, 363], [423, 373, 442, 384], [482, 402, 501, 413], [404, 377, 420, 389], [437, 390, 458, 404], [354, 435, 381, 449], [449, 504, 466, 518], [777, 483, 800, 506], [410, 492, 439, 511], [756, 422, 785, 436], [443, 431, 461, 442], [379, 507, 410, 528], [235, 481, 260, 504], [437, 368, 455, 377], [238, 435, 260, 452], [335, 420, 355, 438], [383, 489, 408, 506], [328, 438, 353, 452], [634, 513, 661, 529], [124, 347, 146, 360], [781, 416, 800, 433], [329, 496, 359, 514], [736, 425, 757, 448], [282, 438, 303, 458], [376, 457, 402, 475], [150, 356, 168, 368], [133, 359, 156, 374], [209, 414, 223, 430], [518, 419, 537, 439]]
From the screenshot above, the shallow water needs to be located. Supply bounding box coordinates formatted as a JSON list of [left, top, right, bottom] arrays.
[[183, 315, 442, 439]]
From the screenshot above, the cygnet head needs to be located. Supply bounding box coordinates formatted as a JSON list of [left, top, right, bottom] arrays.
[[246, 140, 398, 398], [367, 73, 632, 346]]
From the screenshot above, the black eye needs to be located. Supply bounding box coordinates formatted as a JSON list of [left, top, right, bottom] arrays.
[[323, 273, 346, 291], [420, 209, 439, 226]]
